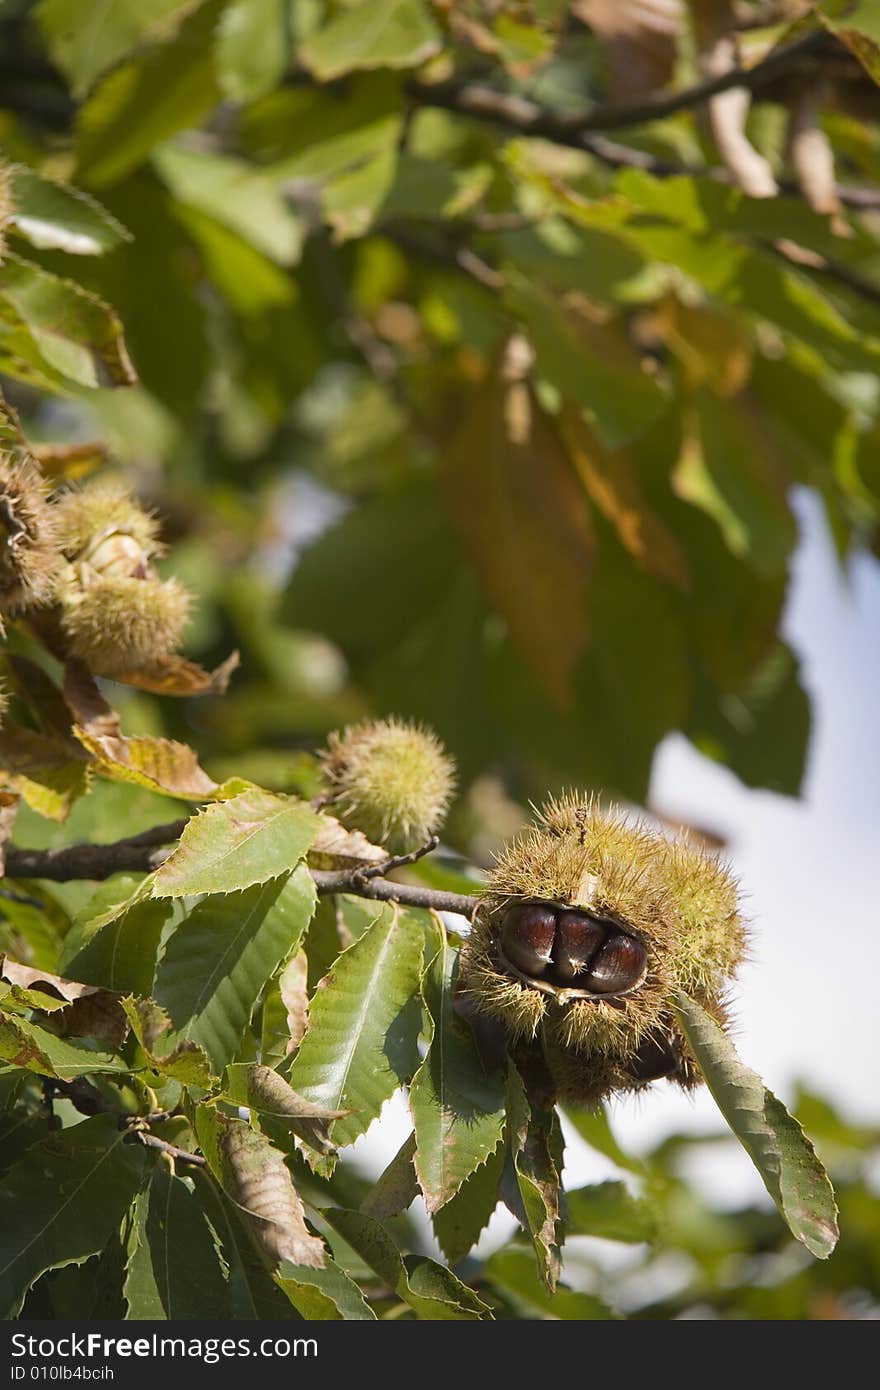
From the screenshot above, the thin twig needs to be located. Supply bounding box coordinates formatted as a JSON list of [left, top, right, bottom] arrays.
[[312, 869, 478, 917], [351, 834, 440, 887], [132, 1131, 207, 1167], [409, 77, 880, 213]]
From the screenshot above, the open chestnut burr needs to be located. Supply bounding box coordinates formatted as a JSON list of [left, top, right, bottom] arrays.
[[499, 900, 647, 997]]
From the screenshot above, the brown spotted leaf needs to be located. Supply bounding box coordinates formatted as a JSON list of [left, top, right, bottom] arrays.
[[307, 814, 387, 871], [218, 1116, 326, 1270], [121, 996, 214, 1088], [0, 956, 127, 1047], [0, 725, 89, 821]]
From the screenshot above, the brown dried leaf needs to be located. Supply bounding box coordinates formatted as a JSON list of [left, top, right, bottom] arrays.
[[559, 405, 689, 589], [307, 815, 387, 872], [30, 440, 108, 481], [122, 996, 214, 1087], [218, 1116, 326, 1270], [0, 955, 128, 1047], [574, 0, 682, 101], [279, 949, 309, 1053], [64, 659, 217, 799], [112, 650, 240, 698]]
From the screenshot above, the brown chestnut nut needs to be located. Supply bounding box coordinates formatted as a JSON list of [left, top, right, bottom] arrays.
[[552, 911, 606, 982], [586, 932, 647, 995], [626, 1033, 680, 1081], [500, 901, 557, 978]]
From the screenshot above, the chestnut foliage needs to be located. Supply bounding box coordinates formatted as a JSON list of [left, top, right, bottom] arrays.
[[0, 0, 876, 1321]]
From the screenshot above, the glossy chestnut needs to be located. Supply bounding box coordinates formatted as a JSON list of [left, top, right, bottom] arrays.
[[500, 901, 557, 978], [585, 931, 647, 995], [552, 910, 606, 982]]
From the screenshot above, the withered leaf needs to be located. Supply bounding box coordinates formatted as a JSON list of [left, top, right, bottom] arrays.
[[218, 1116, 326, 1270]]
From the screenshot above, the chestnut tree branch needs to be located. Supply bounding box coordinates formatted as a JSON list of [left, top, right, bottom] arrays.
[[4, 829, 480, 918]]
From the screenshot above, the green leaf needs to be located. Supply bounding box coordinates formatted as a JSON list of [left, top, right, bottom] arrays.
[[0, 1012, 126, 1079], [215, 0, 290, 102], [275, 1258, 376, 1319], [153, 143, 304, 265], [299, 0, 440, 82], [325, 1207, 493, 1319], [566, 1181, 657, 1243], [36, 0, 205, 95], [194, 1172, 303, 1320], [360, 1131, 419, 1222], [123, 1165, 230, 1318], [509, 275, 667, 447], [6, 165, 131, 255], [0, 1115, 146, 1318], [484, 1245, 616, 1320], [151, 789, 320, 897], [74, 1, 223, 188], [153, 868, 316, 1072], [0, 252, 135, 390], [675, 391, 796, 577], [502, 1064, 564, 1290], [286, 903, 424, 1156], [673, 992, 839, 1259], [121, 997, 214, 1087], [64, 896, 172, 996], [410, 926, 506, 1213], [432, 1139, 504, 1265]]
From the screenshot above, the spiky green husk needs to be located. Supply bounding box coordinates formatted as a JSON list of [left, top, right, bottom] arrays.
[[458, 793, 747, 1107], [0, 453, 63, 614], [320, 718, 456, 853], [56, 480, 161, 565], [59, 572, 190, 676]]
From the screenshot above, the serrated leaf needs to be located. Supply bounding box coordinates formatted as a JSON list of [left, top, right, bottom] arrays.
[[565, 1181, 657, 1243], [286, 903, 424, 1158], [121, 997, 214, 1087], [0, 1012, 126, 1078], [74, 726, 217, 799], [432, 1139, 505, 1265], [410, 926, 506, 1213], [64, 896, 172, 997], [6, 165, 131, 256], [360, 1132, 419, 1222], [0, 1115, 146, 1317], [674, 991, 839, 1259], [151, 789, 319, 897], [325, 1208, 493, 1320], [261, 948, 309, 1061], [502, 1064, 565, 1290], [275, 1258, 375, 1320], [217, 1116, 325, 1269], [0, 251, 136, 389], [123, 1165, 230, 1318], [299, 0, 441, 82], [153, 868, 316, 1072]]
